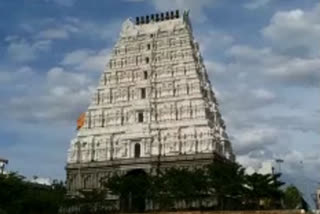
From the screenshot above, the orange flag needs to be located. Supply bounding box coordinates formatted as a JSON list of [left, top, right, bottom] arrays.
[[77, 113, 86, 130]]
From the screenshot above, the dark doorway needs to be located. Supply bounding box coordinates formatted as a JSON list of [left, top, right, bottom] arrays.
[[134, 143, 141, 158], [120, 169, 148, 212]]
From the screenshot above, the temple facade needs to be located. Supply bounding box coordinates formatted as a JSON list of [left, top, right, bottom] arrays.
[[66, 10, 235, 194]]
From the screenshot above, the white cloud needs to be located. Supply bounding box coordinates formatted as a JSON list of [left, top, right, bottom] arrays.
[[30, 177, 52, 185], [0, 66, 34, 84], [2, 66, 95, 124], [257, 161, 274, 175], [205, 60, 227, 74], [44, 0, 76, 7], [237, 155, 263, 169], [197, 30, 234, 54], [123, 0, 145, 2], [37, 28, 69, 40], [55, 17, 121, 41], [0, 46, 109, 124], [252, 88, 275, 101], [233, 127, 278, 155], [6, 38, 51, 62], [61, 49, 110, 72], [226, 45, 286, 64], [265, 57, 320, 86], [239, 149, 320, 178], [224, 45, 320, 87], [80, 20, 121, 41], [11, 17, 118, 50], [47, 67, 92, 87], [150, 0, 216, 23], [220, 86, 278, 112], [61, 49, 91, 65], [262, 4, 320, 57], [244, 0, 272, 10], [4, 35, 19, 42]]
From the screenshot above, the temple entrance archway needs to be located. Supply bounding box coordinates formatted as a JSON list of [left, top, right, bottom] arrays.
[[120, 169, 148, 212]]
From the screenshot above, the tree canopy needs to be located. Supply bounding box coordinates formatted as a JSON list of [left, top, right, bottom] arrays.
[[283, 185, 305, 209], [103, 161, 286, 211], [0, 172, 65, 214], [0, 161, 293, 213]]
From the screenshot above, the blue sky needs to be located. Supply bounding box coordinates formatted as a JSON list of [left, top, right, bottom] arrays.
[[0, 0, 319, 205]]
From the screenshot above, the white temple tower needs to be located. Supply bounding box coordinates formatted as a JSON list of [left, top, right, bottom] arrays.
[[66, 10, 235, 193]]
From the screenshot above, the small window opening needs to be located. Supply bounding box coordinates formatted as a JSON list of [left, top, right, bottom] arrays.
[[141, 88, 146, 99], [121, 116, 124, 125], [134, 143, 141, 158], [138, 112, 144, 123], [144, 71, 148, 79], [145, 57, 149, 64], [147, 44, 151, 50]]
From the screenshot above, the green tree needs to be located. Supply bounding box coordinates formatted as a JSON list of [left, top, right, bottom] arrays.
[[0, 172, 66, 214], [103, 162, 286, 212], [206, 161, 246, 210], [147, 171, 172, 210], [283, 185, 303, 209], [104, 170, 152, 212], [161, 167, 208, 209], [244, 173, 284, 209], [0, 172, 26, 214]]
